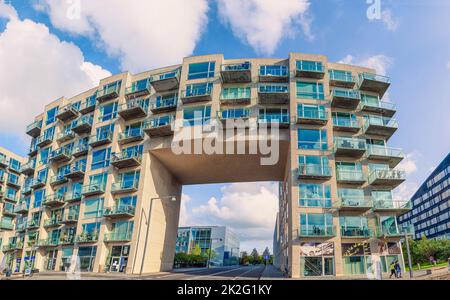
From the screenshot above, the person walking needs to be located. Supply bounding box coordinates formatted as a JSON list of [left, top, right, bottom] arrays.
[[394, 260, 402, 278], [389, 261, 397, 279]]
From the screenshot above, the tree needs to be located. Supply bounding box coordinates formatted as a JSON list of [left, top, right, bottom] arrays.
[[240, 251, 250, 265], [191, 244, 202, 256], [250, 248, 260, 264]]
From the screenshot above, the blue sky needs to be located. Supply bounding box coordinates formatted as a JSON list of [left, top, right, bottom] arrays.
[[1, 0, 449, 252]]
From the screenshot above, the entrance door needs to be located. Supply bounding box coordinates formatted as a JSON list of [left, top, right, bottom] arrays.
[[46, 250, 58, 271]]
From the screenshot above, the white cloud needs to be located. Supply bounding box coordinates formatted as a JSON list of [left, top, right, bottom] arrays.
[[338, 54, 393, 76], [381, 9, 399, 32], [393, 181, 419, 201], [217, 0, 312, 55], [179, 193, 192, 227], [182, 183, 279, 253], [0, 4, 110, 136], [447, 61, 450, 70], [39, 0, 209, 73], [397, 152, 419, 175]]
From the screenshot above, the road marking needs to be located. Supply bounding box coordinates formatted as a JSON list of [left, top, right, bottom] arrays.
[[186, 267, 243, 280], [232, 266, 260, 280]]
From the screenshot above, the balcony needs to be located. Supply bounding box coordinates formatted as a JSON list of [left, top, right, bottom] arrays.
[[64, 191, 82, 203], [334, 137, 366, 158], [43, 194, 66, 207], [125, 80, 151, 99], [59, 236, 76, 246], [331, 89, 361, 109], [15, 223, 27, 232], [220, 88, 251, 105], [0, 157, 8, 168], [340, 227, 373, 238], [144, 115, 175, 138], [26, 220, 41, 230], [219, 109, 250, 127], [28, 144, 39, 157], [60, 213, 79, 225], [150, 95, 178, 114], [297, 164, 332, 180], [49, 147, 72, 164], [111, 181, 139, 195], [296, 61, 325, 79], [79, 96, 96, 115], [376, 224, 414, 238], [26, 120, 43, 138], [103, 205, 135, 219], [358, 73, 391, 97], [221, 62, 252, 83], [363, 117, 398, 138], [296, 108, 328, 125], [372, 199, 412, 214], [50, 174, 69, 187], [75, 232, 99, 244], [328, 70, 356, 88], [149, 70, 180, 92], [104, 231, 133, 243], [337, 197, 373, 211], [2, 242, 24, 252], [43, 218, 63, 229], [81, 184, 105, 197], [111, 151, 142, 169], [181, 85, 212, 104], [118, 129, 145, 146], [14, 202, 29, 215], [118, 99, 149, 121], [71, 115, 93, 135], [368, 169, 406, 188], [298, 225, 336, 238], [7, 178, 21, 189], [96, 84, 121, 103], [56, 104, 79, 122], [64, 163, 85, 180], [56, 130, 76, 143], [361, 103, 396, 120], [258, 84, 289, 105], [72, 143, 89, 158], [366, 145, 404, 168], [22, 185, 32, 195], [3, 194, 19, 203], [89, 131, 113, 148], [2, 204, 16, 217], [259, 66, 289, 83], [336, 170, 366, 185], [36, 134, 53, 148], [36, 238, 59, 248], [258, 113, 290, 129], [0, 220, 14, 230]]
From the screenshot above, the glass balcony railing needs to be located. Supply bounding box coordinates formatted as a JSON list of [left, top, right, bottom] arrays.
[[61, 213, 79, 223], [259, 66, 288, 77], [111, 181, 139, 194], [104, 231, 133, 242], [118, 129, 144, 142], [221, 88, 251, 101], [150, 70, 180, 83], [368, 169, 406, 185], [150, 95, 178, 111], [103, 205, 136, 217], [50, 174, 69, 186], [332, 88, 361, 100], [125, 80, 151, 96], [57, 129, 75, 142], [72, 143, 89, 157], [299, 225, 336, 237], [97, 83, 121, 100], [111, 150, 142, 164], [26, 120, 43, 136], [44, 218, 63, 228], [220, 109, 250, 120], [119, 98, 149, 114], [376, 224, 414, 237], [296, 61, 324, 73], [78, 96, 96, 114], [338, 197, 373, 209], [258, 113, 289, 124], [20, 161, 36, 174], [26, 219, 41, 229], [81, 184, 105, 196], [359, 73, 391, 84], [15, 223, 27, 232], [341, 227, 373, 238], [299, 198, 332, 208], [0, 220, 14, 230], [372, 199, 412, 211], [14, 202, 29, 214], [361, 99, 396, 112], [64, 191, 82, 202], [364, 117, 398, 130], [144, 115, 175, 129], [30, 178, 46, 189], [297, 108, 327, 122], [2, 203, 16, 215], [66, 161, 86, 177], [76, 232, 99, 243], [222, 62, 251, 72], [366, 145, 404, 159], [72, 115, 93, 132], [336, 170, 366, 182], [50, 147, 72, 161], [43, 194, 66, 206], [182, 85, 212, 99], [333, 118, 360, 129], [89, 131, 113, 146], [36, 238, 59, 247], [2, 241, 24, 252], [59, 236, 76, 245], [298, 164, 332, 178], [334, 137, 366, 151], [329, 70, 355, 83], [259, 84, 289, 94]]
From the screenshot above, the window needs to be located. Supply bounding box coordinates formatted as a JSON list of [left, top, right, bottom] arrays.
[[95, 124, 114, 140], [46, 107, 59, 125], [221, 87, 251, 100], [33, 189, 45, 208], [118, 171, 140, 189], [115, 195, 137, 207], [338, 188, 365, 201], [259, 108, 289, 123], [332, 112, 357, 127], [340, 216, 368, 229], [99, 102, 118, 122], [56, 165, 70, 177], [88, 173, 108, 190], [298, 104, 326, 119], [84, 199, 104, 219], [183, 105, 211, 126], [299, 184, 331, 207], [298, 128, 328, 150], [37, 168, 48, 182], [188, 62, 215, 80], [124, 122, 143, 137], [297, 60, 323, 72], [8, 158, 21, 171], [40, 147, 52, 165], [91, 148, 111, 170], [299, 156, 329, 170], [6, 187, 17, 200], [8, 173, 19, 185], [296, 82, 324, 100], [78, 246, 97, 272], [300, 213, 334, 233], [259, 65, 288, 77], [185, 82, 213, 97]]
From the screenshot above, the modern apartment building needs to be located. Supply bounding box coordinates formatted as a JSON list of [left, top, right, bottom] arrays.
[[0, 147, 27, 272], [0, 52, 409, 278], [398, 153, 450, 240], [176, 226, 240, 266]]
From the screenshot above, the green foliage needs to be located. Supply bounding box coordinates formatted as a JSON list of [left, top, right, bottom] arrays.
[[174, 252, 207, 268], [403, 236, 450, 266], [191, 244, 202, 256]]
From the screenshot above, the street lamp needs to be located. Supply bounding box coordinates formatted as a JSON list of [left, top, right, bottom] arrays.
[[132, 195, 178, 275], [404, 230, 414, 279]]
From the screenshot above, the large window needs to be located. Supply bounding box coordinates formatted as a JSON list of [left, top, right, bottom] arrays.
[[43, 126, 55, 141], [298, 104, 326, 119], [95, 124, 114, 139], [298, 129, 328, 150], [37, 168, 48, 183], [118, 171, 140, 189], [259, 65, 288, 77], [115, 195, 137, 207], [183, 105, 211, 126], [78, 246, 97, 272], [88, 173, 108, 191], [8, 158, 21, 171], [84, 198, 104, 219], [185, 82, 213, 97], [332, 112, 357, 128], [296, 82, 324, 100], [300, 213, 334, 235], [33, 189, 45, 209], [299, 184, 331, 208], [39, 147, 52, 165], [91, 148, 111, 170], [187, 62, 215, 80], [46, 107, 59, 125], [98, 102, 118, 122]]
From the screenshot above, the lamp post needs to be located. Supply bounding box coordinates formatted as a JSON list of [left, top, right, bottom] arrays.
[[404, 231, 413, 279], [132, 195, 177, 275]]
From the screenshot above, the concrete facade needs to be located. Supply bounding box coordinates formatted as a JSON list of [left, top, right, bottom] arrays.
[[0, 52, 410, 278]]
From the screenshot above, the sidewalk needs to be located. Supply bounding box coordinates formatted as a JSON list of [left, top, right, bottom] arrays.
[[260, 265, 286, 280]]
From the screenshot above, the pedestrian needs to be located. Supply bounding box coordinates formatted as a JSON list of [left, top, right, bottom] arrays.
[[389, 261, 396, 279], [394, 260, 402, 278]]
